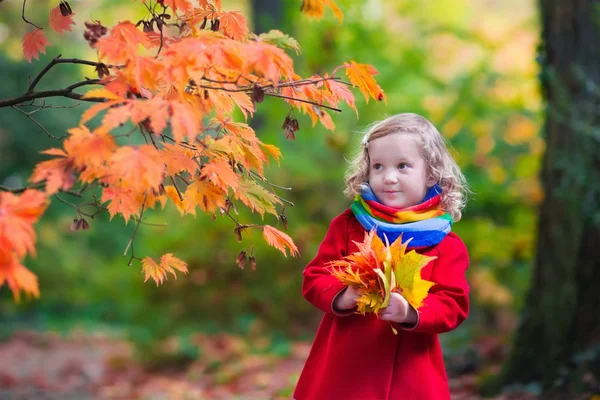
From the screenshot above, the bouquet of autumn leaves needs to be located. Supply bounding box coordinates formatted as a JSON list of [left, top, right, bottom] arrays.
[[329, 229, 437, 319]]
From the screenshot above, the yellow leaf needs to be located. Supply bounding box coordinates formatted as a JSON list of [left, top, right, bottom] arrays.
[[393, 248, 437, 309], [82, 88, 124, 101], [142, 256, 166, 286], [160, 253, 189, 279], [262, 225, 299, 257], [344, 61, 386, 103], [235, 176, 281, 217]]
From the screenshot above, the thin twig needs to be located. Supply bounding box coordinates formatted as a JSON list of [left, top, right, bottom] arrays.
[[169, 176, 184, 201], [124, 195, 147, 266], [0, 87, 107, 108], [11, 106, 66, 139], [265, 92, 342, 113], [22, 0, 41, 30]]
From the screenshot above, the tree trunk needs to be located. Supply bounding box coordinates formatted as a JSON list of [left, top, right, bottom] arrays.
[[494, 0, 600, 396]]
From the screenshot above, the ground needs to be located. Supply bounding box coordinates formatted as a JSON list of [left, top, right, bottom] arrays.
[[0, 330, 539, 400]]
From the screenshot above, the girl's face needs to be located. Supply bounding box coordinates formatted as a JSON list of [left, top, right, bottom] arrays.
[[367, 133, 435, 208]]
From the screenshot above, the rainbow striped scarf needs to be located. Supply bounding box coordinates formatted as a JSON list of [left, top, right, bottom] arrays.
[[351, 184, 452, 249]]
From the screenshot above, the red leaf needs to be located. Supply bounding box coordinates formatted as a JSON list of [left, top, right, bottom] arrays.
[[48, 6, 75, 34], [22, 29, 49, 63]]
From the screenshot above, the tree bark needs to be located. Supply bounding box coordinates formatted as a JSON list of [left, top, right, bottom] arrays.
[[495, 0, 600, 396]]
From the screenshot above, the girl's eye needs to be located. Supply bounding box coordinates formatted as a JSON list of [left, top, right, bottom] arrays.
[[398, 163, 409, 169], [372, 163, 383, 170]]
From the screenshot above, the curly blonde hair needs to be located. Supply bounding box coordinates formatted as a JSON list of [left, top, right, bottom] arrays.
[[345, 113, 469, 221]]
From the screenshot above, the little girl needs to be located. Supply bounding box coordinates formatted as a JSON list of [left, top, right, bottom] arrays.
[[294, 113, 470, 400]]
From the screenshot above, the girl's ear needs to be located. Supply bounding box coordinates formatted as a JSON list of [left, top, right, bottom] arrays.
[[426, 175, 438, 188]]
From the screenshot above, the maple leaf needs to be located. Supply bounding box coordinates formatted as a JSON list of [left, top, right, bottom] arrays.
[[82, 88, 124, 102], [170, 99, 202, 142], [262, 225, 299, 257], [161, 0, 194, 14], [219, 11, 249, 41], [100, 185, 143, 222], [184, 179, 227, 214], [324, 74, 357, 116], [30, 149, 76, 195], [329, 230, 436, 317], [64, 126, 116, 175], [344, 61, 386, 103], [201, 158, 240, 191], [48, 6, 76, 34], [141, 253, 188, 286], [300, 0, 343, 22], [256, 30, 301, 55], [0, 190, 48, 258], [0, 251, 40, 302], [110, 145, 165, 191], [234, 176, 281, 217], [161, 143, 199, 176], [22, 29, 49, 63]]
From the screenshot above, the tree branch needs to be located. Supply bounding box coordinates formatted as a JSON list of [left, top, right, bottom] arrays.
[[0, 84, 106, 108], [27, 54, 117, 94]]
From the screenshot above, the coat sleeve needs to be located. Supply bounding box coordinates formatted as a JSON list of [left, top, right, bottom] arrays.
[[302, 213, 350, 314], [401, 233, 470, 334]]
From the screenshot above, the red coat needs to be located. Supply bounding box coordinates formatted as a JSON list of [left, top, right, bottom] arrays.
[[294, 209, 470, 400]]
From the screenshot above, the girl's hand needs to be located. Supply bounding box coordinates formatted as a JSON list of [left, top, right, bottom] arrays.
[[378, 292, 418, 325], [333, 285, 360, 311]]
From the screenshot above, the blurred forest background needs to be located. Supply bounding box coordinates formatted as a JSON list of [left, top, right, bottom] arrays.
[[0, 0, 554, 398]]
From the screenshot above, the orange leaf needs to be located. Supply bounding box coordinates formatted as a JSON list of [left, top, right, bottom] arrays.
[[22, 29, 49, 63], [344, 61, 386, 103], [100, 186, 142, 222], [64, 126, 116, 173], [324, 75, 357, 116], [262, 225, 299, 257], [300, 0, 343, 22], [201, 158, 240, 191], [48, 6, 75, 34], [161, 143, 199, 176], [0, 251, 40, 302], [0, 190, 48, 258], [162, 0, 194, 13], [30, 149, 76, 195], [160, 253, 189, 278], [110, 145, 165, 191], [184, 179, 227, 214], [170, 100, 201, 142], [218, 11, 249, 41], [142, 256, 165, 286]]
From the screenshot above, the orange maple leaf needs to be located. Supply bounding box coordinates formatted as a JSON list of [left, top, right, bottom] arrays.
[[22, 29, 49, 63], [100, 185, 143, 222], [219, 11, 249, 41], [324, 74, 357, 116], [161, 143, 199, 176], [0, 250, 40, 301], [184, 179, 227, 214], [142, 253, 188, 286], [48, 6, 76, 34], [0, 190, 48, 259], [262, 225, 299, 257], [344, 61, 386, 103], [30, 149, 76, 195], [110, 145, 165, 191], [300, 0, 343, 22], [200, 158, 240, 191], [64, 126, 116, 176]]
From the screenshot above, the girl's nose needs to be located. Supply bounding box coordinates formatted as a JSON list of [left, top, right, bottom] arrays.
[[383, 171, 398, 184]]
